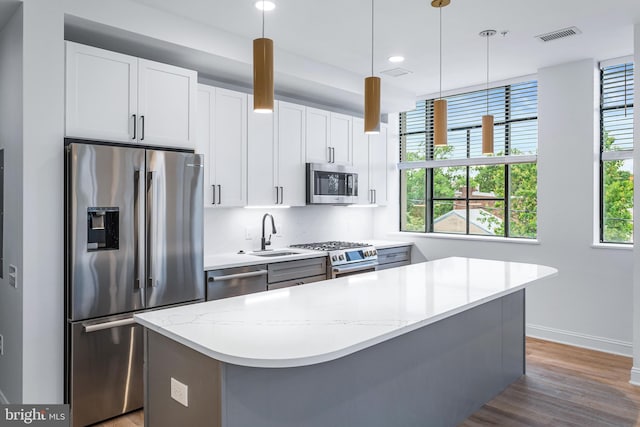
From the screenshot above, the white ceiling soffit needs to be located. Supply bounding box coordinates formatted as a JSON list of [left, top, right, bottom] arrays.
[[65, 0, 640, 113]]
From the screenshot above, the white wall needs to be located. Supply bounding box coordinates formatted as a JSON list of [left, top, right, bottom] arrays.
[[204, 207, 375, 255], [0, 4, 23, 404], [632, 23, 640, 385], [376, 59, 635, 357], [21, 0, 65, 403]]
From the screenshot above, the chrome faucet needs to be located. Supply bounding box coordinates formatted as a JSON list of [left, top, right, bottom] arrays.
[[261, 213, 277, 251]]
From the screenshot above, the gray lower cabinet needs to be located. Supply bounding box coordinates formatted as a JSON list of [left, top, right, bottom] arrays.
[[267, 257, 327, 290], [376, 246, 411, 271]]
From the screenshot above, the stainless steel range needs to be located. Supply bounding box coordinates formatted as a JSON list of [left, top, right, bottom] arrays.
[[290, 241, 378, 278]]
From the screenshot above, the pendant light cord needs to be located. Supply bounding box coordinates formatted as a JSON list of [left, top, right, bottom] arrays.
[[486, 34, 489, 115], [262, 2, 265, 38], [371, 0, 374, 76], [439, 6, 442, 100]]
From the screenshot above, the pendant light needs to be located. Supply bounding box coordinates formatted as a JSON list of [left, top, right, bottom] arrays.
[[480, 29, 496, 155], [253, 1, 274, 113], [432, 0, 450, 147], [364, 0, 380, 134]]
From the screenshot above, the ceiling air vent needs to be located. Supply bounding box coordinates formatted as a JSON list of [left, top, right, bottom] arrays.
[[380, 68, 412, 78], [535, 26, 581, 42]]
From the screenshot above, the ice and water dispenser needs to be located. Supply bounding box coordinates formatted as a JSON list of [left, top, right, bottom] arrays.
[[87, 207, 119, 251]]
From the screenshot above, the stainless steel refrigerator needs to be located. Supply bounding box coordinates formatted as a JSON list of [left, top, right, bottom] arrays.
[[64, 140, 204, 427]]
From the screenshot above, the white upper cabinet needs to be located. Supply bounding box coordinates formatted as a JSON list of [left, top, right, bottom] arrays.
[[65, 42, 138, 143], [305, 108, 353, 165], [369, 124, 388, 206], [248, 95, 278, 206], [137, 59, 197, 148], [352, 119, 388, 206], [248, 99, 306, 207], [65, 41, 197, 150], [329, 112, 353, 165], [305, 107, 331, 164], [276, 101, 306, 206], [197, 85, 247, 207]]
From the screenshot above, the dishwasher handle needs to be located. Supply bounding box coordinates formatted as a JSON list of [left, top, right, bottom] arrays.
[[208, 269, 268, 282], [83, 317, 137, 333]]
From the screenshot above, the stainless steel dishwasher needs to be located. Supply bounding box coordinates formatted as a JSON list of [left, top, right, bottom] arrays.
[[206, 264, 268, 300]]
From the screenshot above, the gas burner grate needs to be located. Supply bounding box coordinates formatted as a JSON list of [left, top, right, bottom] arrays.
[[290, 241, 369, 251]]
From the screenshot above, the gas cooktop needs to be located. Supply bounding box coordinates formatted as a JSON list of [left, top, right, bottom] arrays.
[[290, 241, 370, 251]]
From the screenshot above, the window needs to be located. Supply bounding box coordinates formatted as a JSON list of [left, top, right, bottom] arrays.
[[399, 81, 538, 238], [600, 62, 634, 244]]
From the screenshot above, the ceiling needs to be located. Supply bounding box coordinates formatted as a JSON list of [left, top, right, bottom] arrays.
[[127, 0, 640, 101]]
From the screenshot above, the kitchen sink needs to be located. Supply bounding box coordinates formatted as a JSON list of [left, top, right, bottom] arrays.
[[251, 250, 301, 257]]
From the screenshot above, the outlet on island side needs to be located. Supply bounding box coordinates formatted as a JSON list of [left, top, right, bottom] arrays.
[[170, 377, 188, 407]]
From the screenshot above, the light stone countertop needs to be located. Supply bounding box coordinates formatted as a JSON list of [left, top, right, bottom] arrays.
[[135, 257, 557, 368]]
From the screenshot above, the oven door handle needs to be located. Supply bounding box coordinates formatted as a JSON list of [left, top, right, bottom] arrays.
[[332, 260, 378, 274]]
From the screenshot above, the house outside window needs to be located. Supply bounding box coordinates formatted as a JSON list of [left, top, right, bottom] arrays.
[[600, 61, 634, 244], [399, 80, 538, 238]]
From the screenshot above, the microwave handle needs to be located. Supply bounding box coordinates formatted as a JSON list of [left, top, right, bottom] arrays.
[[347, 174, 355, 195]]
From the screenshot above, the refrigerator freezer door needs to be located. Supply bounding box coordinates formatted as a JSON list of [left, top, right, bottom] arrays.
[[68, 143, 146, 321], [145, 150, 204, 308], [69, 317, 143, 427]]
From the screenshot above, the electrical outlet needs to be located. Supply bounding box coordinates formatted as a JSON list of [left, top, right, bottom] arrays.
[[0, 334, 4, 356], [170, 377, 188, 407], [8, 265, 17, 288], [245, 227, 252, 240]]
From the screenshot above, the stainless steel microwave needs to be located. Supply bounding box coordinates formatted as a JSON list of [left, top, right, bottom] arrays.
[[306, 163, 358, 205]]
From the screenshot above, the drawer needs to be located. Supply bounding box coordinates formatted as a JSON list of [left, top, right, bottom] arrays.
[[267, 274, 326, 291], [268, 257, 327, 283], [376, 260, 411, 271], [377, 246, 411, 266]]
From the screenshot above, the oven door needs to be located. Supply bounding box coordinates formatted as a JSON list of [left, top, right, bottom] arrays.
[[331, 260, 378, 279]]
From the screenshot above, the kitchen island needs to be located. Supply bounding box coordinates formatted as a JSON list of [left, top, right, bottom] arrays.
[[135, 257, 557, 427]]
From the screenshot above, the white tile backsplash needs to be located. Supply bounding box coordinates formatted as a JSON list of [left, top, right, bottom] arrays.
[[203, 206, 375, 255]]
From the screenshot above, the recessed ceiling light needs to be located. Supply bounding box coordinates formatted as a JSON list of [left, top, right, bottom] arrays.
[[255, 1, 276, 11], [388, 55, 405, 63]]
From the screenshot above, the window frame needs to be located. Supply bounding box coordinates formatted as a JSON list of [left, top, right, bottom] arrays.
[[599, 60, 634, 244], [399, 79, 538, 238]]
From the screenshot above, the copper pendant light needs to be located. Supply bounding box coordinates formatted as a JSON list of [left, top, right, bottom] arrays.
[[432, 0, 449, 147], [253, 3, 274, 113], [480, 29, 496, 155], [364, 0, 380, 134]]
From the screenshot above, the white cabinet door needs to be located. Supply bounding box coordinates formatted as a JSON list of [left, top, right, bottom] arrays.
[[138, 59, 197, 149], [305, 107, 330, 163], [369, 124, 388, 206], [277, 101, 306, 206], [248, 95, 278, 206], [352, 117, 371, 204], [196, 86, 215, 206], [212, 88, 247, 207], [330, 112, 353, 165], [65, 41, 138, 143]]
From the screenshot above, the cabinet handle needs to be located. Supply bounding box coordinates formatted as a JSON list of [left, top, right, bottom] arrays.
[[327, 147, 332, 163], [275, 186, 279, 204], [373, 189, 376, 204], [140, 115, 145, 141], [212, 185, 216, 205], [132, 114, 137, 140], [331, 147, 335, 163], [280, 187, 284, 204], [217, 185, 222, 204]]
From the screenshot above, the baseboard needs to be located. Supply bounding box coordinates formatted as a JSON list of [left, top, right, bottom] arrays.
[[630, 367, 640, 386], [0, 388, 8, 404], [526, 323, 633, 357]]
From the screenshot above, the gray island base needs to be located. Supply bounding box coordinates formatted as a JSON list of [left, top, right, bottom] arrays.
[[144, 290, 525, 427]]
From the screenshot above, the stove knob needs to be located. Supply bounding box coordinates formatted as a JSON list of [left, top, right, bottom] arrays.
[[339, 254, 345, 261], [364, 251, 370, 257], [332, 255, 337, 261], [372, 249, 377, 255]]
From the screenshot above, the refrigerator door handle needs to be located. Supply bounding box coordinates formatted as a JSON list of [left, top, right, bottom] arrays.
[[83, 317, 136, 333], [134, 171, 141, 290], [146, 170, 156, 288]]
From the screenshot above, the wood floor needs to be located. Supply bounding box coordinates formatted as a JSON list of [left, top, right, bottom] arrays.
[[92, 338, 640, 426]]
